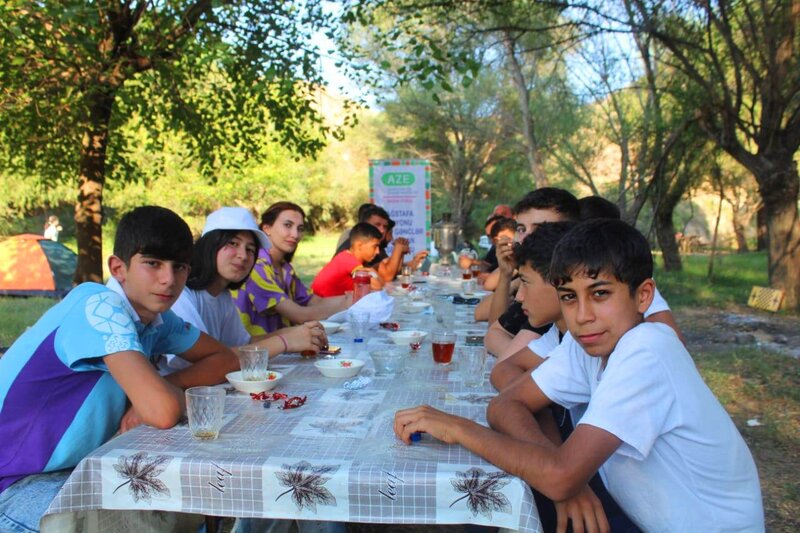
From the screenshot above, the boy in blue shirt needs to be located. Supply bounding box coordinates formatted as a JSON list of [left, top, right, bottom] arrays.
[[0, 206, 238, 532], [395, 219, 763, 532]]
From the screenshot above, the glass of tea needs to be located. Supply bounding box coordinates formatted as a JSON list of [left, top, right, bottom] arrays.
[[430, 330, 457, 365], [399, 274, 412, 289], [461, 269, 472, 280]]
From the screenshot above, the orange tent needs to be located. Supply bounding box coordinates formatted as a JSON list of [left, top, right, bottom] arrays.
[[0, 234, 77, 296]]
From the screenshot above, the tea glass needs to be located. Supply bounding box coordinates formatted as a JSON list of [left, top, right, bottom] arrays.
[[186, 386, 225, 440], [430, 330, 456, 365], [237, 346, 269, 381], [459, 345, 487, 387], [349, 311, 371, 341]]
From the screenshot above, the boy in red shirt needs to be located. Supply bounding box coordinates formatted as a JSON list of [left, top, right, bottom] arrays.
[[311, 223, 383, 297]]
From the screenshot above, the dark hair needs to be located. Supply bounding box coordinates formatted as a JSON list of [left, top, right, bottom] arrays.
[[513, 188, 580, 221], [187, 229, 257, 291], [260, 201, 305, 263], [359, 205, 390, 224], [356, 203, 374, 220], [489, 217, 518, 239], [550, 219, 653, 294], [579, 196, 621, 220], [350, 222, 383, 243], [484, 214, 504, 229], [513, 222, 576, 280], [114, 206, 192, 265]]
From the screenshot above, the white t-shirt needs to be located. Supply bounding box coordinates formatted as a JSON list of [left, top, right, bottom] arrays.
[[645, 285, 669, 318], [527, 323, 561, 357], [532, 323, 763, 532], [44, 224, 59, 242], [163, 288, 251, 371]]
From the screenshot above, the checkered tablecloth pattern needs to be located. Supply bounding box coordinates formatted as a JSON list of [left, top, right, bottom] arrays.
[[43, 288, 541, 532]]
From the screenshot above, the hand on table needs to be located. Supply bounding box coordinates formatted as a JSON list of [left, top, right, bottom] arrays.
[[284, 322, 328, 353], [394, 405, 463, 445], [554, 484, 610, 533]]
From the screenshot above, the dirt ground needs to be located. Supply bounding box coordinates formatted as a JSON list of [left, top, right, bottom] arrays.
[[675, 305, 800, 359]]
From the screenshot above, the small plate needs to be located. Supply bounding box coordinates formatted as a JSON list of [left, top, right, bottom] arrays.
[[226, 370, 283, 394], [387, 330, 429, 345], [320, 320, 343, 334], [460, 290, 489, 299], [400, 301, 431, 314], [314, 359, 365, 378]]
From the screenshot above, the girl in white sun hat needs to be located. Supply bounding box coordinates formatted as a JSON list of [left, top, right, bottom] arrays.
[[162, 207, 327, 372]]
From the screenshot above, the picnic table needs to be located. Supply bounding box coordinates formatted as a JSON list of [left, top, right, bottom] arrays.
[[41, 279, 543, 533]]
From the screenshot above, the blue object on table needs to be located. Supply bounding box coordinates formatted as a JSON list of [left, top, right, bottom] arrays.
[[410, 432, 422, 442]]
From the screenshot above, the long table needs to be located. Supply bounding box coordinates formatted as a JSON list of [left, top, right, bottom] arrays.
[[42, 283, 542, 532]]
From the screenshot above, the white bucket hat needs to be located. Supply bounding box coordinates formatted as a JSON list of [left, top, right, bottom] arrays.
[[201, 207, 271, 250]]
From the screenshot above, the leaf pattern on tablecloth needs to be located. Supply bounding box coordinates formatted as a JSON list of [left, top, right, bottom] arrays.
[[444, 393, 494, 405], [275, 460, 338, 512], [449, 468, 511, 518], [308, 419, 365, 434], [338, 389, 381, 402], [112, 452, 172, 502]]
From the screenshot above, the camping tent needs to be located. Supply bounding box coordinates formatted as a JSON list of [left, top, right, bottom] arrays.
[[0, 234, 77, 297]]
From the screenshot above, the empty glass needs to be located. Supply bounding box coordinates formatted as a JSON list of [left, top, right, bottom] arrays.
[[237, 346, 269, 381], [186, 387, 225, 440], [461, 279, 476, 295], [349, 310, 371, 342], [370, 348, 405, 376], [432, 298, 453, 328], [459, 345, 487, 387]]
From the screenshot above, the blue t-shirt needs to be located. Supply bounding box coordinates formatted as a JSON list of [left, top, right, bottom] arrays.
[[0, 281, 200, 493]]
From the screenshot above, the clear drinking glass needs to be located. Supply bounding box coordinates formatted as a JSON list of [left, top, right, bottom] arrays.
[[186, 386, 225, 440], [348, 310, 371, 342], [370, 348, 405, 376], [459, 345, 487, 387], [461, 279, 476, 295], [430, 330, 456, 365], [237, 346, 269, 381]]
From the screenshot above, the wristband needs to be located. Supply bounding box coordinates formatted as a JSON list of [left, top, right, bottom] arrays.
[[277, 334, 288, 353]]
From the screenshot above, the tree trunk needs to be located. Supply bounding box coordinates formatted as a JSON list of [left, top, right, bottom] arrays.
[[731, 208, 749, 253], [74, 90, 115, 284], [707, 176, 724, 280], [757, 162, 800, 310], [756, 205, 768, 251], [655, 209, 682, 271], [502, 33, 548, 189]]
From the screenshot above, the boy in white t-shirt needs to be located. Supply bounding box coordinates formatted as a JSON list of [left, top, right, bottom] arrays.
[[394, 219, 764, 532]]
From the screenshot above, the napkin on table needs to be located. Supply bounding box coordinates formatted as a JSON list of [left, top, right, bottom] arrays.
[[327, 290, 396, 324]]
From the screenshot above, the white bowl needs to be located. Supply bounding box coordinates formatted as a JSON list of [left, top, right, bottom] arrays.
[[226, 370, 283, 394], [387, 330, 429, 345], [319, 320, 343, 334], [314, 358, 365, 378], [400, 301, 431, 314]]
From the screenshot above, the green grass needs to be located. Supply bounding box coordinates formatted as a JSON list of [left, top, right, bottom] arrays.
[[655, 251, 769, 308], [291, 231, 341, 286], [0, 297, 56, 349]]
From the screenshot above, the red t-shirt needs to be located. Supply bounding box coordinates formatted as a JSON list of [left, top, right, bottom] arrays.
[[311, 251, 362, 297]]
